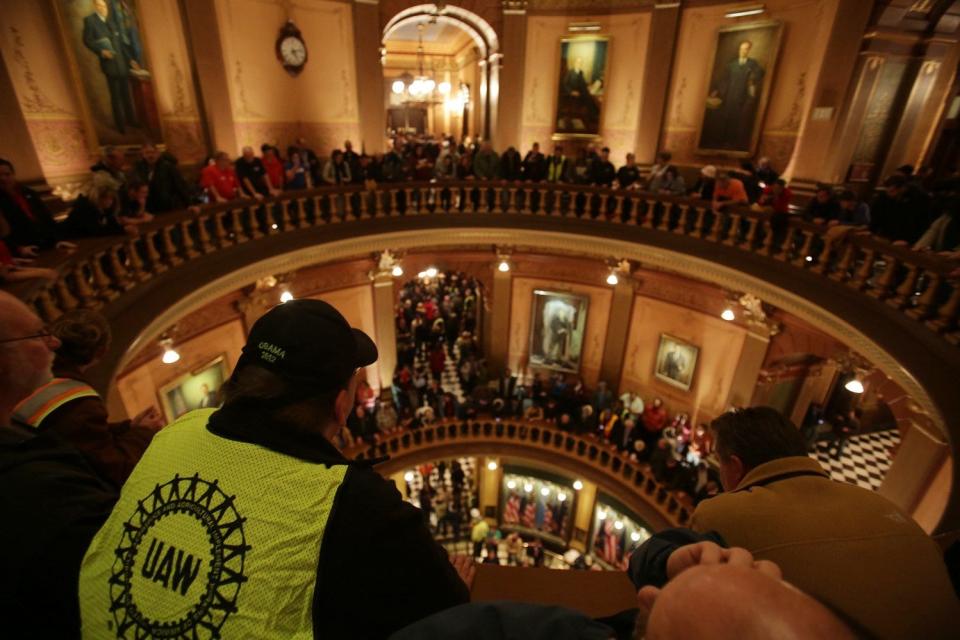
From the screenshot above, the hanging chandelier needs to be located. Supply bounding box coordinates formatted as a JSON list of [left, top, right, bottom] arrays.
[[391, 23, 451, 102]]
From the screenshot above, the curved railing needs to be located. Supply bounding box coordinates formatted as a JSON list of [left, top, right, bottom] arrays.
[[15, 180, 959, 346], [8, 180, 960, 529], [342, 419, 693, 531]]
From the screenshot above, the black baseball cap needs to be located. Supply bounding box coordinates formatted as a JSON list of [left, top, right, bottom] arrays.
[[236, 299, 378, 389]]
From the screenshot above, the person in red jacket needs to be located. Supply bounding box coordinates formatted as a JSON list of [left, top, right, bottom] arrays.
[[11, 309, 163, 487], [641, 397, 668, 452]]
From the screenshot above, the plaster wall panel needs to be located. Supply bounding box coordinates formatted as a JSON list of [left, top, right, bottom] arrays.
[[0, 1, 90, 181], [620, 296, 747, 424], [520, 12, 650, 162], [508, 276, 612, 388], [215, 0, 361, 154], [116, 319, 246, 419], [660, 0, 837, 171]]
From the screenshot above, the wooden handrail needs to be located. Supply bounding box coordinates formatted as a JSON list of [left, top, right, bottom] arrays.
[[15, 180, 958, 346], [343, 419, 693, 530]]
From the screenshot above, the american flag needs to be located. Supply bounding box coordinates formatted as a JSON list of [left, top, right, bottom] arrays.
[[503, 493, 520, 524], [542, 503, 554, 532], [521, 500, 537, 528]]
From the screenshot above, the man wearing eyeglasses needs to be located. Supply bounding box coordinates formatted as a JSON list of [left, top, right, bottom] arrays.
[[0, 291, 118, 637]]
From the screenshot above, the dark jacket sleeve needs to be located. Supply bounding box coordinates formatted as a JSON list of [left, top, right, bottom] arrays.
[[627, 527, 726, 589], [41, 397, 155, 488], [314, 465, 470, 638]]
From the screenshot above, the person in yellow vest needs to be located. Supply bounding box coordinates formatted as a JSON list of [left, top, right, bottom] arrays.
[[0, 291, 118, 638], [12, 309, 162, 487], [80, 299, 471, 638]]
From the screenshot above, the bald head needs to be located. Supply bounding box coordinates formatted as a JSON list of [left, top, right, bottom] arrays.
[[0, 291, 60, 421], [643, 563, 855, 640]]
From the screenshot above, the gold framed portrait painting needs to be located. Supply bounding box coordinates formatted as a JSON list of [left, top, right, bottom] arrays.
[[696, 21, 783, 157], [553, 35, 610, 140], [654, 334, 699, 392], [529, 290, 589, 374], [158, 355, 228, 422], [53, 0, 163, 149]]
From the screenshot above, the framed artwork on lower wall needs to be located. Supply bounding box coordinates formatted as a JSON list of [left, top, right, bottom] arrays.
[[158, 355, 227, 422], [529, 290, 590, 374], [654, 334, 699, 391]]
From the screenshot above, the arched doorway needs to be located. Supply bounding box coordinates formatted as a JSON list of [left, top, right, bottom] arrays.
[[382, 4, 500, 142]]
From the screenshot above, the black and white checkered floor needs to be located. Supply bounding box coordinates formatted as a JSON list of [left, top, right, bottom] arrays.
[[812, 429, 900, 491], [413, 344, 467, 403]]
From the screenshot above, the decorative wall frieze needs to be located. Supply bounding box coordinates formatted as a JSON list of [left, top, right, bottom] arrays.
[[8, 27, 71, 116]]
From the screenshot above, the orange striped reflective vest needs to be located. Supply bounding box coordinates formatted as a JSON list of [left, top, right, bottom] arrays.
[[12, 377, 100, 429]]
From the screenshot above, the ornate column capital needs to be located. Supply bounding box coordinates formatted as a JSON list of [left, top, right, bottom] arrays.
[[502, 0, 528, 15]]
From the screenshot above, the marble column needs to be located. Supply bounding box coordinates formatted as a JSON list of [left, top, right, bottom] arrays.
[[352, 0, 386, 154], [479, 458, 503, 524], [879, 423, 951, 533], [633, 2, 682, 166], [179, 0, 238, 154], [0, 51, 44, 182], [785, 0, 873, 186], [487, 263, 513, 375], [725, 328, 771, 409], [496, 2, 528, 150], [599, 278, 636, 392], [372, 271, 398, 395], [569, 479, 597, 553]]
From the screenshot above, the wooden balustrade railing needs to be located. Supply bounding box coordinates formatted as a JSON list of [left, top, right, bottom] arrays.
[[11, 180, 959, 348], [342, 419, 694, 529]]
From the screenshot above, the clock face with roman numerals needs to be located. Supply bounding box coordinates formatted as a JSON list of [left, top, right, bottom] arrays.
[[276, 22, 307, 76], [280, 36, 306, 67]]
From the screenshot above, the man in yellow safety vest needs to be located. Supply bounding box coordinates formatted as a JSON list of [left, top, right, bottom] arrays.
[[80, 299, 470, 638]]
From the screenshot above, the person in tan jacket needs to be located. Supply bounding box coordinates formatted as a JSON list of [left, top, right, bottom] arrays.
[[691, 407, 958, 640]]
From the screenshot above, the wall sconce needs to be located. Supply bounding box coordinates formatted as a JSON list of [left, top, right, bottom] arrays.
[[568, 22, 601, 32], [280, 290, 294, 303], [721, 308, 736, 321], [725, 4, 765, 18]]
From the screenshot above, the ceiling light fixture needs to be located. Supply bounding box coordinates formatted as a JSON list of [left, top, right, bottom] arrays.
[[160, 338, 180, 365], [725, 5, 765, 18], [844, 378, 865, 394]]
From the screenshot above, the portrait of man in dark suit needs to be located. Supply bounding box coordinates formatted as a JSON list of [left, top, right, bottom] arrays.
[[698, 23, 782, 156], [554, 38, 608, 136], [655, 335, 699, 391], [82, 0, 138, 133]]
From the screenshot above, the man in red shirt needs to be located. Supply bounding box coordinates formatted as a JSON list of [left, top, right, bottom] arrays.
[[262, 144, 285, 191], [200, 151, 241, 203]]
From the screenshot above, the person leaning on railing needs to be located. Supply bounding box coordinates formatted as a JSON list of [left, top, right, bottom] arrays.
[[631, 406, 959, 640], [78, 299, 471, 638]]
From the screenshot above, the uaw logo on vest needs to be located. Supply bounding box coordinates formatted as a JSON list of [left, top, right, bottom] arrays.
[[108, 474, 250, 638]]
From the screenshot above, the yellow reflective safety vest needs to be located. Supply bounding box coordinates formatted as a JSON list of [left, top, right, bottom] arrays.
[[12, 377, 100, 428], [79, 408, 347, 639]]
